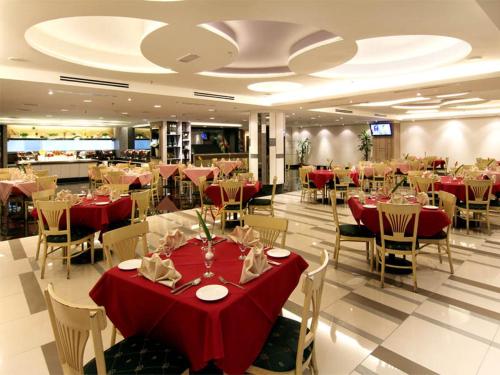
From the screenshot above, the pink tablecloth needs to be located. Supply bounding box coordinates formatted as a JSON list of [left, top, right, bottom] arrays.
[[183, 167, 220, 187], [435, 176, 500, 201], [158, 164, 179, 180], [216, 160, 242, 176], [0, 180, 37, 204], [205, 182, 261, 207], [122, 172, 152, 186], [348, 197, 450, 237], [89, 240, 308, 374]]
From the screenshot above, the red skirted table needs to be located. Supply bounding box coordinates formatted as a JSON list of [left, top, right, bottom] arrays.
[[434, 176, 500, 202], [432, 159, 446, 169], [308, 170, 334, 189], [205, 181, 261, 207], [348, 196, 450, 237], [89, 240, 308, 374]]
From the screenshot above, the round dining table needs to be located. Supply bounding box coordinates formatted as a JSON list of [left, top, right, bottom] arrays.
[[434, 176, 500, 201], [89, 239, 308, 374], [308, 170, 335, 189], [205, 181, 261, 207]]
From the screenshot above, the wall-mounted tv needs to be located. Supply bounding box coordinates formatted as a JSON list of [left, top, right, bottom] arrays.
[[200, 132, 208, 141], [370, 122, 392, 136]]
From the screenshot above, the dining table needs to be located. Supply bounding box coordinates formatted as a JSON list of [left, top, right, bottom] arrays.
[[89, 239, 308, 374], [308, 170, 335, 189], [103, 171, 152, 187], [0, 179, 37, 205], [204, 181, 261, 207], [216, 160, 242, 176], [434, 176, 500, 201], [158, 164, 179, 180], [183, 167, 220, 187]]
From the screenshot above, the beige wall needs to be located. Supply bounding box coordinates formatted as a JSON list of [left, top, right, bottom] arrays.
[[286, 124, 369, 166], [400, 117, 500, 165]]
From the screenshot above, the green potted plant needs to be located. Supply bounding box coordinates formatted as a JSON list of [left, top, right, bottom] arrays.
[[297, 138, 311, 165], [358, 130, 372, 161], [20, 132, 29, 138]]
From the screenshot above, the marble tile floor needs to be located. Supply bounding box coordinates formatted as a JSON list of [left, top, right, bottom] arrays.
[[0, 190, 500, 374]]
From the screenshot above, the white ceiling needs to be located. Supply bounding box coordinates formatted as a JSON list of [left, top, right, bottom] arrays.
[[1, 0, 500, 127]]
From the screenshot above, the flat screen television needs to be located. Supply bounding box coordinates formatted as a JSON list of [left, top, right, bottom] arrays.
[[200, 132, 208, 141], [370, 122, 392, 136]]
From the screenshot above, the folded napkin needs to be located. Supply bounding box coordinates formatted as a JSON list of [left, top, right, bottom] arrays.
[[358, 191, 366, 204], [139, 253, 182, 287], [228, 225, 260, 246], [109, 189, 121, 202], [416, 192, 429, 206], [56, 190, 81, 206], [239, 243, 271, 284], [95, 185, 111, 195], [157, 229, 186, 252]]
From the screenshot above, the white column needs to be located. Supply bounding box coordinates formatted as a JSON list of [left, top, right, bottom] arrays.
[[248, 112, 259, 178], [273, 112, 285, 184]]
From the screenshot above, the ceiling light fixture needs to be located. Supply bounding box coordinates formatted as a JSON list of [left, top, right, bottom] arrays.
[[208, 108, 216, 112], [83, 99, 92, 103], [121, 112, 128, 115], [128, 97, 132, 102], [48, 90, 54, 95], [247, 81, 302, 93], [354, 97, 430, 107], [190, 122, 242, 128], [154, 104, 162, 108], [441, 97, 484, 106], [393, 104, 441, 110], [435, 92, 469, 98], [60, 109, 69, 112]]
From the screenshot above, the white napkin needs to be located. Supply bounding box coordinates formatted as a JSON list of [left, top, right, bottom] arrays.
[[157, 229, 186, 252], [239, 243, 271, 284], [139, 253, 182, 287], [95, 185, 111, 195], [228, 225, 260, 246], [109, 189, 121, 202], [416, 192, 429, 206]]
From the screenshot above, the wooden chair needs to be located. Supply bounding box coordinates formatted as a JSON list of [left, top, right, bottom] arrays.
[[44, 283, 189, 375], [377, 203, 421, 291], [457, 179, 493, 234], [220, 180, 244, 233], [32, 189, 56, 261], [115, 163, 130, 170], [247, 249, 329, 375], [330, 168, 352, 203], [419, 191, 455, 274], [174, 164, 191, 193], [330, 191, 374, 270], [36, 175, 58, 191], [248, 176, 277, 216], [0, 171, 10, 180], [89, 165, 105, 190], [244, 214, 288, 248], [198, 176, 217, 221], [33, 169, 49, 177], [102, 183, 129, 194], [36, 200, 96, 279], [414, 176, 437, 205], [131, 190, 150, 224], [299, 166, 318, 203], [149, 168, 161, 207], [237, 172, 254, 181], [103, 222, 149, 269], [104, 170, 124, 185]]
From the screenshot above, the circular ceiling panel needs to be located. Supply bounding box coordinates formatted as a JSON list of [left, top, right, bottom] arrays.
[[312, 35, 471, 78], [25, 16, 173, 74], [248, 81, 302, 93]]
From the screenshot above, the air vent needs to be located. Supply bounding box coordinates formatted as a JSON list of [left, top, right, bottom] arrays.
[[194, 91, 234, 101], [178, 54, 200, 63], [60, 76, 129, 88], [335, 109, 353, 114], [374, 113, 387, 117]]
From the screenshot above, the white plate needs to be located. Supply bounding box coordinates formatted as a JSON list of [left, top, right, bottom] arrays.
[[195, 234, 217, 241], [423, 205, 439, 210], [196, 285, 228, 302], [95, 201, 110, 206], [351, 194, 359, 198], [363, 204, 377, 209], [267, 249, 291, 258], [120, 193, 129, 197], [118, 259, 142, 270]]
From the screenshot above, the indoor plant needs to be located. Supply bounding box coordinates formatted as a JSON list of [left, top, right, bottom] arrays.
[[358, 130, 372, 161], [297, 137, 311, 165]]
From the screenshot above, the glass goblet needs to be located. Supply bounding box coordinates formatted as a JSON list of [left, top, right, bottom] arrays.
[[238, 243, 247, 260], [163, 243, 173, 259], [203, 248, 214, 278]]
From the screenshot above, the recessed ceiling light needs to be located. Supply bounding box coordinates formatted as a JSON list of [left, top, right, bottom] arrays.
[[417, 92, 422, 96], [48, 90, 54, 95], [247, 81, 302, 93], [355, 97, 429, 107], [83, 99, 92, 103], [208, 108, 216, 112], [8, 57, 27, 62], [154, 104, 162, 108], [121, 112, 128, 115], [170, 114, 177, 118], [209, 117, 215, 120], [60, 109, 69, 112], [435, 92, 469, 98], [128, 97, 132, 102]]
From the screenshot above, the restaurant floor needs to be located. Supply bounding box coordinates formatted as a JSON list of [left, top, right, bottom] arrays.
[[1, 189, 499, 374]]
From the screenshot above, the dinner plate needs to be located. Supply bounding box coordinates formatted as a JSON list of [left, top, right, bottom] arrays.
[[95, 201, 110, 206], [363, 204, 377, 209], [267, 249, 291, 258], [423, 205, 439, 210], [118, 259, 142, 270], [196, 285, 228, 302]]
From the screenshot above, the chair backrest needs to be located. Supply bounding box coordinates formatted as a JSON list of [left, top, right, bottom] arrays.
[[373, 163, 386, 177], [408, 160, 422, 171], [102, 184, 129, 194], [237, 172, 253, 181], [198, 176, 208, 205], [407, 171, 421, 191], [464, 179, 492, 206], [36, 175, 58, 191], [244, 214, 288, 248], [220, 180, 243, 207], [329, 191, 341, 233], [377, 203, 421, 250], [33, 169, 49, 177], [131, 190, 150, 223], [414, 176, 435, 195], [45, 283, 107, 375], [295, 249, 329, 373], [103, 222, 149, 268], [151, 168, 161, 185], [270, 176, 277, 203], [32, 188, 56, 203], [105, 170, 124, 184], [177, 163, 186, 178], [36, 200, 71, 242], [0, 171, 10, 180], [115, 163, 129, 170], [438, 191, 456, 235]]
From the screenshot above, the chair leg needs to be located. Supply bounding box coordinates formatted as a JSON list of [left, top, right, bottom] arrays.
[[90, 238, 95, 264], [35, 232, 42, 260], [380, 250, 386, 288], [41, 242, 48, 279], [446, 239, 454, 274], [369, 239, 374, 272], [411, 254, 418, 292], [111, 325, 117, 346], [66, 246, 71, 279], [334, 236, 340, 269], [310, 349, 319, 375], [437, 244, 443, 264], [466, 210, 470, 234]]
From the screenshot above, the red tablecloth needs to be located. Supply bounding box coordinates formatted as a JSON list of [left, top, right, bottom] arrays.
[[205, 182, 261, 207], [435, 176, 500, 202], [432, 159, 446, 169], [89, 240, 308, 374], [308, 170, 334, 189], [348, 197, 450, 237]]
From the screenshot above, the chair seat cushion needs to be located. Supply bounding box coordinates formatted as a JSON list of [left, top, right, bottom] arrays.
[[308, 181, 317, 188], [419, 230, 447, 240], [339, 224, 373, 238], [203, 197, 214, 206], [253, 316, 313, 372], [83, 335, 189, 375], [490, 199, 500, 207], [457, 202, 487, 210], [46, 226, 95, 243], [223, 204, 242, 210], [376, 236, 419, 251], [249, 198, 271, 206]]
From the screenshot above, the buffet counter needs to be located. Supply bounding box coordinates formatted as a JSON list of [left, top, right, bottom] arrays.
[[17, 159, 97, 179]]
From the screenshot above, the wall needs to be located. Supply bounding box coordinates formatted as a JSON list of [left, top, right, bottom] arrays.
[[286, 124, 369, 166], [400, 117, 500, 165]]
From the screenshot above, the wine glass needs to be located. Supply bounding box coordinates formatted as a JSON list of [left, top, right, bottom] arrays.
[[163, 243, 173, 259], [238, 242, 247, 260], [203, 248, 214, 278]]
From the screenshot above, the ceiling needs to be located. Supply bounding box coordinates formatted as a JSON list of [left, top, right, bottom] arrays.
[[1, 0, 500, 127]]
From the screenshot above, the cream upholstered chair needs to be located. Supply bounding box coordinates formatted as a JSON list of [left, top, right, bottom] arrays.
[[33, 169, 49, 177], [32, 189, 56, 260], [44, 283, 189, 375], [377, 202, 421, 291], [131, 190, 150, 224], [104, 170, 124, 185], [299, 166, 318, 203], [248, 176, 277, 216], [103, 222, 149, 269], [220, 179, 244, 233], [36, 200, 96, 279], [414, 176, 437, 205], [330, 191, 374, 270], [149, 168, 161, 207], [174, 164, 191, 193], [198, 176, 217, 221], [457, 179, 493, 234], [237, 172, 254, 181], [419, 191, 456, 274], [36, 175, 58, 191], [102, 183, 129, 194], [244, 214, 288, 248], [247, 249, 328, 375]]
